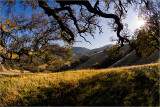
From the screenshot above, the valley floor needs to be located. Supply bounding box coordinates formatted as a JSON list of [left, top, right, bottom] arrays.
[[1, 62, 159, 75]]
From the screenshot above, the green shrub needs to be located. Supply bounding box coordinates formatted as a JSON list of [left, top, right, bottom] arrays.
[[43, 70, 51, 73], [32, 67, 41, 73], [46, 65, 55, 71], [92, 62, 100, 68], [70, 58, 80, 68], [20, 67, 24, 73], [80, 54, 90, 63], [60, 65, 70, 71], [70, 54, 90, 69], [0, 65, 2, 72], [100, 45, 125, 68], [4, 61, 11, 70], [11, 64, 19, 70]]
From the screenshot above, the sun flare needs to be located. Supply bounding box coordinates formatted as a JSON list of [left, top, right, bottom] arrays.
[[137, 19, 146, 28]]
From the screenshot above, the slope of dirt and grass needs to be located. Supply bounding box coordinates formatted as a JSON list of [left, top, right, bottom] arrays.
[[0, 65, 30, 75], [110, 50, 159, 68], [72, 44, 131, 70], [1, 63, 159, 106], [74, 51, 106, 69]]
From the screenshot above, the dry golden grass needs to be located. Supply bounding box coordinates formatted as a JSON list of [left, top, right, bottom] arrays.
[[1, 66, 30, 75], [1, 63, 159, 106]]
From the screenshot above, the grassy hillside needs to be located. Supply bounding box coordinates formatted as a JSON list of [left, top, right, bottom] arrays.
[[1, 63, 159, 106], [73, 44, 131, 70], [74, 51, 106, 69], [110, 50, 159, 68]]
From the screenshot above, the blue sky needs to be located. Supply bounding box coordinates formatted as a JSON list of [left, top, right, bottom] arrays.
[[73, 7, 141, 49], [1, 1, 143, 49], [55, 5, 143, 49]]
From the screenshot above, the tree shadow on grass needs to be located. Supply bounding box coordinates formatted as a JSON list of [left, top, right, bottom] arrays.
[[79, 70, 158, 106], [13, 66, 159, 106]]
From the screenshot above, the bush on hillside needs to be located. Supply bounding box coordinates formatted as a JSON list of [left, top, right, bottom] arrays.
[[46, 56, 65, 72], [11, 64, 19, 70], [70, 54, 90, 69], [107, 45, 124, 61], [3, 61, 11, 70], [100, 45, 124, 68], [92, 62, 100, 69], [0, 65, 2, 72], [70, 58, 80, 68], [80, 54, 90, 63], [32, 67, 41, 73], [59, 64, 70, 71], [20, 68, 24, 73]]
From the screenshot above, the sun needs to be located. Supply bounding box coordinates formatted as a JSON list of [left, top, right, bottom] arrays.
[[137, 19, 146, 28]]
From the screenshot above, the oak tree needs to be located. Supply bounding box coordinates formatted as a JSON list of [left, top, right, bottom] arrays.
[[130, 0, 159, 57], [0, 0, 158, 61]]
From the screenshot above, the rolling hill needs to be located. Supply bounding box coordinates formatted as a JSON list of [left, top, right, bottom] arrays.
[[72, 44, 159, 70], [72, 47, 90, 57], [72, 44, 131, 70], [110, 50, 159, 68], [72, 44, 113, 57], [74, 51, 106, 69]]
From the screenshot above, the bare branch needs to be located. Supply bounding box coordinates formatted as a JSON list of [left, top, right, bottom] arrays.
[[55, 0, 130, 46], [38, 1, 75, 42]]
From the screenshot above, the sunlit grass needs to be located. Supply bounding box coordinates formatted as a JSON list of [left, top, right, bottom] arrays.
[[1, 63, 159, 106]]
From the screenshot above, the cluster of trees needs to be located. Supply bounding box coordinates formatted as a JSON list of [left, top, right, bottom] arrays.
[[0, 0, 159, 72], [2, 44, 72, 72], [130, 1, 159, 57], [96, 45, 125, 68], [2, 49, 90, 72], [70, 54, 90, 69], [57, 54, 90, 71]]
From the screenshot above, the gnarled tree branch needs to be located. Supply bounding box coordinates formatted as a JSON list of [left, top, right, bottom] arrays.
[[0, 45, 35, 60], [38, 1, 75, 42], [39, 0, 130, 46]]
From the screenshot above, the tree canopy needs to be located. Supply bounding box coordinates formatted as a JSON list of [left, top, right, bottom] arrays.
[[130, 0, 159, 57], [0, 0, 159, 60]]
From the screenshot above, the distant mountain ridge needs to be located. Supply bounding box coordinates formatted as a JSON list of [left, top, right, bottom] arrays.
[[72, 44, 113, 57], [72, 44, 159, 70], [72, 47, 90, 57]]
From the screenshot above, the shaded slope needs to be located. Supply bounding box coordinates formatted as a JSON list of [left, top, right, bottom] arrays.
[[74, 51, 106, 69], [110, 50, 159, 68], [73, 44, 131, 70], [135, 51, 159, 64]]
